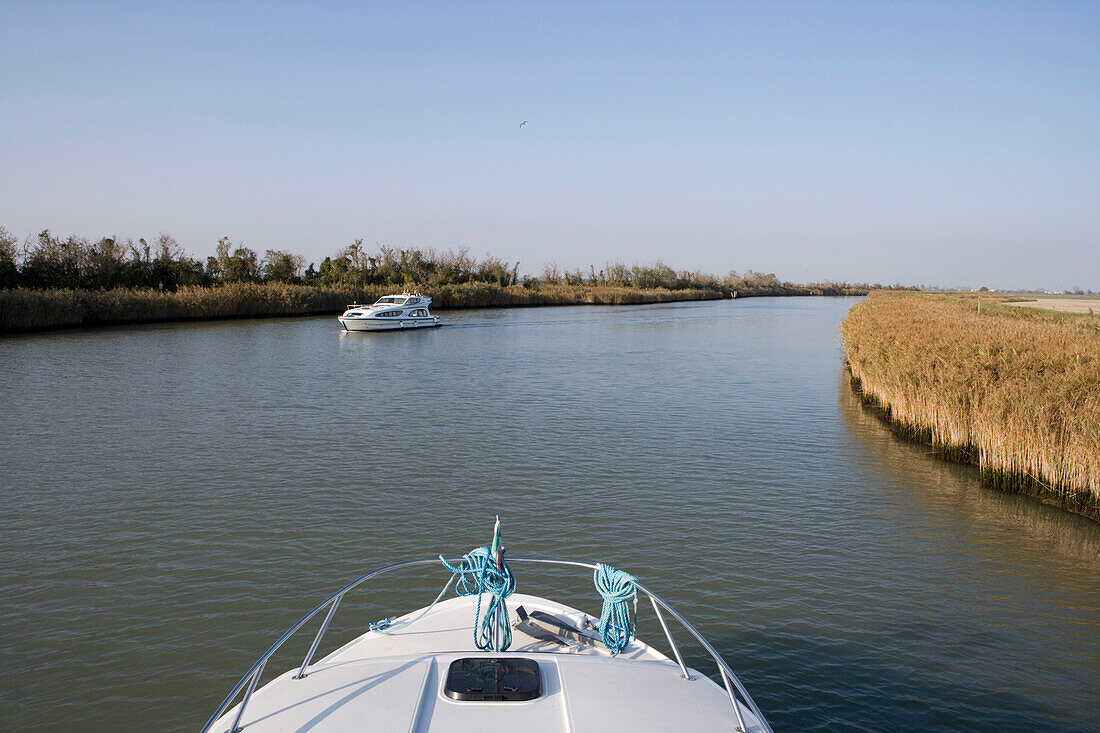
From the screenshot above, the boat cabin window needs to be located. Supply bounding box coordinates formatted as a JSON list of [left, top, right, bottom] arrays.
[[377, 310, 402, 317], [406, 297, 420, 305], [409, 309, 427, 317], [374, 297, 401, 304]]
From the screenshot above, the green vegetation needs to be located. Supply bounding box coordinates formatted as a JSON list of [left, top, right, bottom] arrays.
[[841, 291, 1100, 521], [0, 225, 889, 331]]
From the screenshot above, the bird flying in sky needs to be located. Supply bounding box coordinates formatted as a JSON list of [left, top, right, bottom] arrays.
[[519, 121, 527, 128]]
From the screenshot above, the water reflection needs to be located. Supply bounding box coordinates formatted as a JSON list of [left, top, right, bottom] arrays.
[[837, 372, 1100, 731], [838, 372, 1100, 562]]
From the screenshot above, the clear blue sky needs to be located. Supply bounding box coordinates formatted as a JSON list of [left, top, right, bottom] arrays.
[[1, 1, 1097, 289]]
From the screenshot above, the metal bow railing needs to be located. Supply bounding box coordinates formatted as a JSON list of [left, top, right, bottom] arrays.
[[200, 558, 773, 733]]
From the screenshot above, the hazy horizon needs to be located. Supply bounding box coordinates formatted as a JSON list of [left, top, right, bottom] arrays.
[[2, 1, 1097, 291]]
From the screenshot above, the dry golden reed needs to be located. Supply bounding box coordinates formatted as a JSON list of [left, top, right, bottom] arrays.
[[841, 291, 1100, 519], [0, 282, 723, 332]]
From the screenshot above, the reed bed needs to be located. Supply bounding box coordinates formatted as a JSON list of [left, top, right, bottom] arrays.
[[0, 282, 725, 332], [841, 291, 1100, 520]]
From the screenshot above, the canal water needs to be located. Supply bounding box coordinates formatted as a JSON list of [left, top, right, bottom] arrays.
[[1, 297, 1097, 731]]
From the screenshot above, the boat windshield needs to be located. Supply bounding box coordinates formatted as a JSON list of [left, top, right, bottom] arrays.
[[374, 297, 403, 304]]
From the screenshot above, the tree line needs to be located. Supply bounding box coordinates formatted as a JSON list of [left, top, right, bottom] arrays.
[[0, 228, 522, 290], [0, 226, 885, 294], [536, 260, 806, 293]]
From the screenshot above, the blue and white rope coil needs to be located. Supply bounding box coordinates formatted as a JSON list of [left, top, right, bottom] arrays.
[[440, 546, 516, 652], [594, 563, 637, 656]]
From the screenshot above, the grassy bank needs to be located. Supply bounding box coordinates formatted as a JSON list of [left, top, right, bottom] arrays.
[[1, 225, 887, 332], [840, 291, 1100, 521], [0, 282, 730, 332]]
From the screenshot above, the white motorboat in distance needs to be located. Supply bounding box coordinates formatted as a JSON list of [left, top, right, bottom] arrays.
[[339, 293, 441, 331]]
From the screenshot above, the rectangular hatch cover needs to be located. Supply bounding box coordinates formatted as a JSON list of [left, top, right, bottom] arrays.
[[444, 658, 541, 701]]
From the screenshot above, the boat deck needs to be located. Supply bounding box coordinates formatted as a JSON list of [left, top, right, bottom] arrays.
[[211, 593, 766, 732]]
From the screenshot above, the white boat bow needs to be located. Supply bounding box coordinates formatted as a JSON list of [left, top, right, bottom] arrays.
[[202, 558, 773, 733]]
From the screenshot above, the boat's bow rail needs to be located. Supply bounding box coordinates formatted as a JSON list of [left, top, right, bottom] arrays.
[[200, 557, 773, 733]]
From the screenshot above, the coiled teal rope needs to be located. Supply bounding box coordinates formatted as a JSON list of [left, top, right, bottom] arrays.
[[440, 546, 516, 651], [594, 563, 637, 656]]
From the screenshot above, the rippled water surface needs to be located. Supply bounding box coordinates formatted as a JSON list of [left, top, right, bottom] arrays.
[[1, 298, 1098, 731]]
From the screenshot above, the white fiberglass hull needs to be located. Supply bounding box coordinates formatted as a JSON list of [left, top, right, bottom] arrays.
[[209, 592, 767, 733], [339, 317, 441, 331]]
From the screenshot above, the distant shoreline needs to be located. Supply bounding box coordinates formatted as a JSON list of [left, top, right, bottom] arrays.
[[0, 281, 872, 334]]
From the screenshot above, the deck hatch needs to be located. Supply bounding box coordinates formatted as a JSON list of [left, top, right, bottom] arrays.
[[444, 658, 541, 701]]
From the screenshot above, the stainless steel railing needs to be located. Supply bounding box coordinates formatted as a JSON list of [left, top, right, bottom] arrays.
[[200, 558, 774, 733]]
